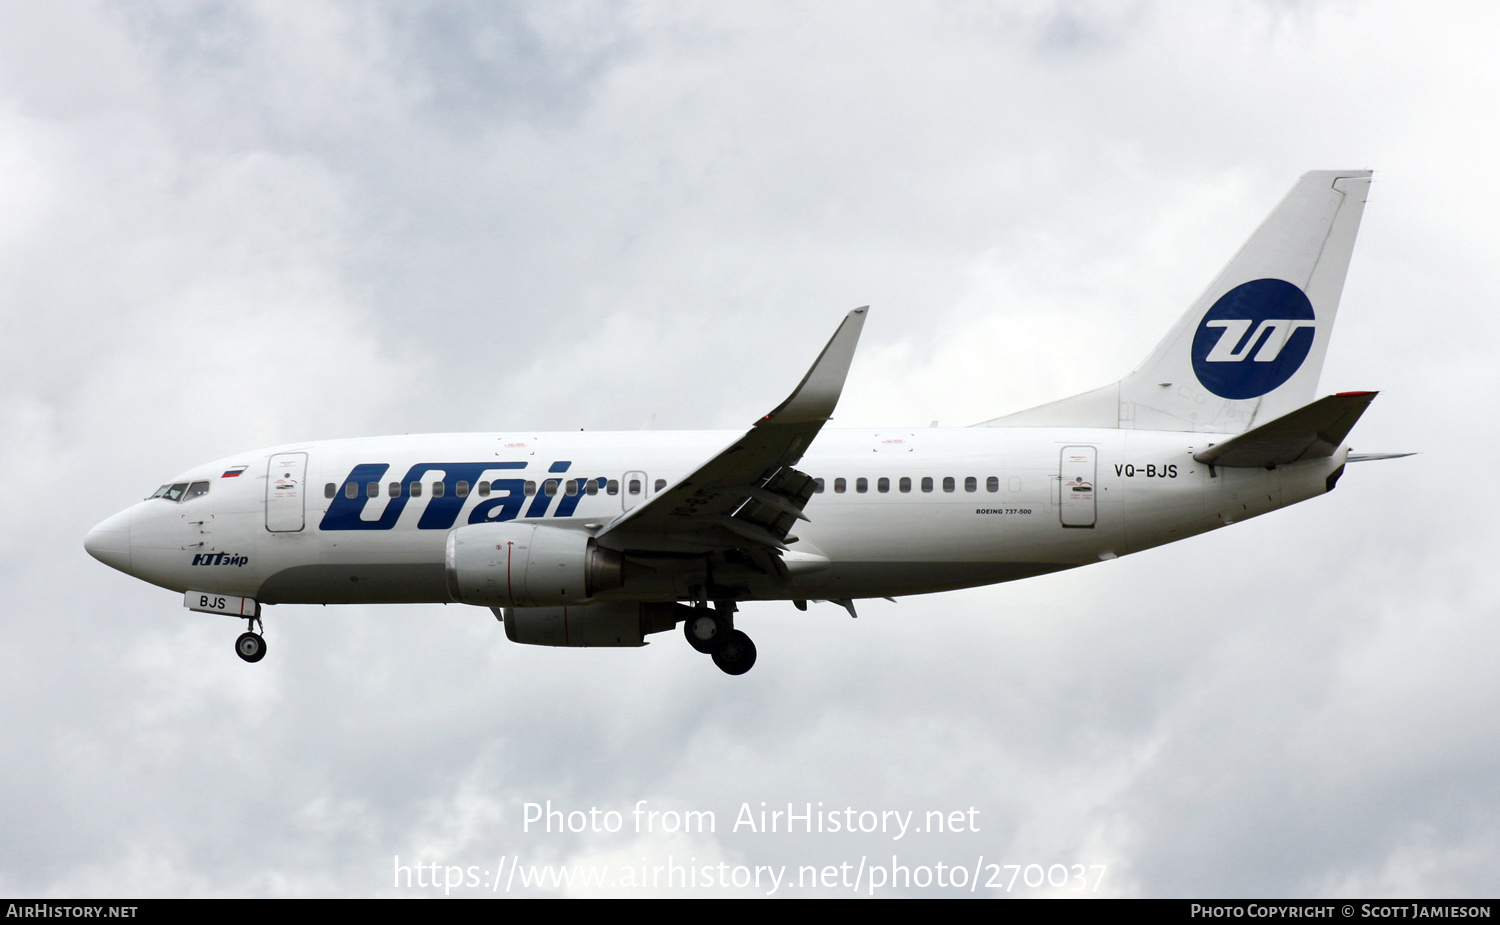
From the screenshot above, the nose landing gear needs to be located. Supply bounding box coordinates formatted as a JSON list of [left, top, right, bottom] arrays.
[[235, 614, 266, 663]]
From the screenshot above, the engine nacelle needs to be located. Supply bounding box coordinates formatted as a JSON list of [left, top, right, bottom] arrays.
[[499, 601, 687, 647], [445, 522, 626, 607]]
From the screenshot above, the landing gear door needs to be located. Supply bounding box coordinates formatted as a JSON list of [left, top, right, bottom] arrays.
[[1059, 446, 1096, 528], [266, 452, 308, 533], [622, 470, 648, 511]]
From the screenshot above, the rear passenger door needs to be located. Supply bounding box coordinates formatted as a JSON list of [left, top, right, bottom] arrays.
[[1059, 446, 1096, 528]]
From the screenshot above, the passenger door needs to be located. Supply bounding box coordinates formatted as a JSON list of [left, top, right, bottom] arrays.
[[1059, 446, 1096, 528], [265, 453, 308, 532]]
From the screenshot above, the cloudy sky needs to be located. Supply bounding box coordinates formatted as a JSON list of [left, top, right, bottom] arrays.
[[2, 0, 1496, 898]]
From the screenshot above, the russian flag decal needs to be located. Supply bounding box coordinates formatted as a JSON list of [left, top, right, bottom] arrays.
[[222, 466, 248, 478]]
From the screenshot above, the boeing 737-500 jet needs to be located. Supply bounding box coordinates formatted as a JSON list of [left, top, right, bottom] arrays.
[[86, 170, 1407, 675]]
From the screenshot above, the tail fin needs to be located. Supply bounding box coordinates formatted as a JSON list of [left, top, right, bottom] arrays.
[[980, 170, 1372, 433]]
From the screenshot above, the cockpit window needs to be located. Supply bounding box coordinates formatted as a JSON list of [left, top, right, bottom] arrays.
[[151, 481, 210, 502]]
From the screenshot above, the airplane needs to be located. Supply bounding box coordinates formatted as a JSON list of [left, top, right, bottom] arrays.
[[85, 170, 1409, 676]]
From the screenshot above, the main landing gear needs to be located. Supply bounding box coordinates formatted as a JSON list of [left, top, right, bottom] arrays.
[[711, 630, 756, 676], [684, 602, 756, 676], [235, 614, 266, 663]]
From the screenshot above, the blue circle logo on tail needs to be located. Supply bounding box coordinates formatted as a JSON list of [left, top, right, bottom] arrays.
[[1191, 278, 1316, 400]]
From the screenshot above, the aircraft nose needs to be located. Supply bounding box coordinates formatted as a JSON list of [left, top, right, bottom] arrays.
[[84, 508, 133, 574]]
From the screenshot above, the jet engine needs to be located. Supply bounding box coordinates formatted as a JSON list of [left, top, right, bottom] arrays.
[[445, 522, 626, 607]]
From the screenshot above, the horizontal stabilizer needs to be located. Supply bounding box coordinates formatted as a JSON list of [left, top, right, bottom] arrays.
[[1347, 452, 1416, 463], [1193, 391, 1377, 468]]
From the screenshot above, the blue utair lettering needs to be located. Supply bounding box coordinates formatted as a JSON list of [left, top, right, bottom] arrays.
[[319, 462, 614, 531], [320, 462, 527, 531], [1191, 278, 1316, 400]]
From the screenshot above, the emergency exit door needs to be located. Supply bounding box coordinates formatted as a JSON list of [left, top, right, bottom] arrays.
[[621, 470, 648, 511]]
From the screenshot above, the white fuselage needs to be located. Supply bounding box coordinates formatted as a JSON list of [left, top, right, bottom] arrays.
[[100, 426, 1344, 608]]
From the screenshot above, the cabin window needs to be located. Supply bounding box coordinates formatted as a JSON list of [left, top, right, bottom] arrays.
[[432, 481, 445, 498], [389, 482, 400, 498], [544, 479, 559, 497], [943, 477, 955, 493], [410, 481, 422, 498], [628, 479, 641, 495], [987, 476, 999, 492], [877, 477, 890, 493], [834, 478, 847, 494], [477, 481, 490, 497], [607, 479, 619, 496], [184, 481, 210, 501], [921, 477, 933, 493], [456, 481, 470, 498], [899, 477, 911, 493], [814, 478, 825, 493], [585, 479, 599, 496], [345, 482, 358, 500], [654, 479, 666, 492], [564, 480, 578, 496], [323, 483, 335, 499], [965, 476, 977, 493], [856, 477, 868, 493], [366, 482, 379, 499]]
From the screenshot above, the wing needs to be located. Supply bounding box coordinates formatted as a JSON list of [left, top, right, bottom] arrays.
[[596, 307, 868, 554]]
